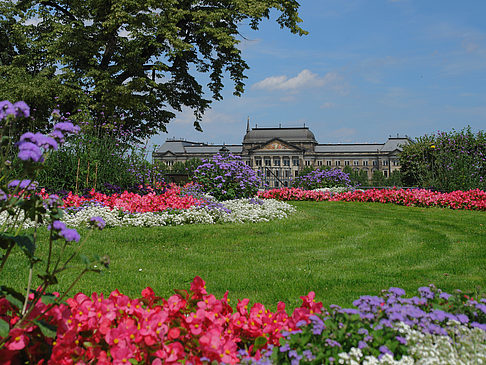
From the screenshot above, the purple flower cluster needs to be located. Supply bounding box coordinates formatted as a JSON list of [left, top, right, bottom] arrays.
[[0, 100, 30, 119], [193, 154, 261, 201], [291, 168, 353, 190], [48, 220, 80, 243], [14, 117, 79, 163], [7, 179, 38, 191], [89, 216, 106, 230], [272, 284, 486, 363]]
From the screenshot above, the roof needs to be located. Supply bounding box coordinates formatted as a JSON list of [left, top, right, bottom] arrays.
[[154, 140, 242, 155], [381, 137, 410, 152], [315, 138, 410, 153], [243, 127, 317, 144], [315, 144, 383, 153]]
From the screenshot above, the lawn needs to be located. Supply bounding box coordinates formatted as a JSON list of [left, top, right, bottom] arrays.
[[3, 201, 485, 309]]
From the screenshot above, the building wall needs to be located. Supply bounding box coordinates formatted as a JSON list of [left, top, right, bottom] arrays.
[[153, 131, 408, 188]]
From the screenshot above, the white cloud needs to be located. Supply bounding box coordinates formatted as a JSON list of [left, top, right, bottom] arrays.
[[328, 128, 357, 142], [252, 69, 338, 91], [320, 102, 335, 109]]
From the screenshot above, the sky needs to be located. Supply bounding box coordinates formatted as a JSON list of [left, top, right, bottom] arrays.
[[149, 0, 486, 151]]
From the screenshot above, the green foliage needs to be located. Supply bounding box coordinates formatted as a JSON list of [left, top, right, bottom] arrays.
[[371, 170, 386, 186], [400, 127, 486, 191], [0, 0, 306, 140], [0, 105, 107, 352]]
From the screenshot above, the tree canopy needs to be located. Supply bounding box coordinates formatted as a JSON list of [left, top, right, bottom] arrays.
[[0, 0, 306, 140]]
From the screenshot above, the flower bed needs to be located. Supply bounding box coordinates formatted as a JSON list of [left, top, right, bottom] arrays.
[[258, 187, 486, 211], [0, 185, 296, 228], [1, 278, 485, 364]]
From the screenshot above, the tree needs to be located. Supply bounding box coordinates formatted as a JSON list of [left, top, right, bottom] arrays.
[[0, 0, 306, 140], [371, 170, 385, 186]]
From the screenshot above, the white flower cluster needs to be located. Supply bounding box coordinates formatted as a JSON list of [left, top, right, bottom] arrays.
[[313, 187, 352, 193], [337, 321, 486, 365], [0, 199, 296, 229]]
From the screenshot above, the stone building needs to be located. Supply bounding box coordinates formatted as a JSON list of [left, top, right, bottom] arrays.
[[153, 123, 410, 188]]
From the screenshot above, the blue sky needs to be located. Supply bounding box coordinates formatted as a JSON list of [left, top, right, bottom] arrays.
[[149, 0, 486, 151]]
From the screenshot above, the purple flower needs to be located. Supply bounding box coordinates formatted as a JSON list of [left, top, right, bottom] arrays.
[[7, 179, 38, 190], [439, 292, 451, 300], [389, 287, 406, 297], [13, 101, 30, 118], [20, 132, 58, 151], [17, 141, 44, 162], [54, 122, 80, 134], [59, 228, 80, 243], [379, 345, 393, 356], [396, 336, 407, 345], [418, 286, 434, 300], [89, 216, 106, 230], [302, 350, 315, 361], [0, 100, 15, 120], [49, 220, 67, 232]]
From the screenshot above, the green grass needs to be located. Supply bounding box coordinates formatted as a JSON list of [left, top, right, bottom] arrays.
[[2, 201, 485, 310]]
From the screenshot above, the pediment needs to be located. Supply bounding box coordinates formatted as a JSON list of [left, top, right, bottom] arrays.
[[159, 150, 176, 156], [252, 138, 302, 152]]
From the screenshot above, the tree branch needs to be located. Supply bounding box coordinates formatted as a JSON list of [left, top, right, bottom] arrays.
[[39, 1, 77, 22]]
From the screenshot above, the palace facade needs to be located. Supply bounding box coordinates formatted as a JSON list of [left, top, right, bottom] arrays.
[[153, 124, 410, 188]]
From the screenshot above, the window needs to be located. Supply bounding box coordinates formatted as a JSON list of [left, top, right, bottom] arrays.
[[393, 159, 399, 166], [283, 157, 290, 166], [383, 170, 388, 177], [273, 157, 281, 166], [326, 160, 332, 166], [266, 170, 271, 177], [317, 160, 323, 166], [372, 160, 378, 166], [255, 158, 262, 166], [353, 160, 359, 166], [275, 170, 279, 177], [344, 160, 350, 166], [335, 160, 341, 166], [382, 160, 388, 166], [362, 160, 369, 166], [292, 158, 300, 166], [264, 157, 271, 166], [305, 160, 311, 166], [295, 171, 299, 177]]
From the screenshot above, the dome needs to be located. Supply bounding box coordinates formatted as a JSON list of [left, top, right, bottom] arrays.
[[243, 127, 317, 144]]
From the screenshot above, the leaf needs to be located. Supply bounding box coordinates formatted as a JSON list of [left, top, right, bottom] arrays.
[[0, 233, 36, 261], [254, 336, 267, 351], [41, 294, 57, 305], [34, 319, 57, 338], [79, 254, 91, 266], [0, 318, 10, 338]]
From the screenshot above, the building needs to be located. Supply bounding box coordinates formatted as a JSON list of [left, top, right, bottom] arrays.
[[153, 123, 410, 188]]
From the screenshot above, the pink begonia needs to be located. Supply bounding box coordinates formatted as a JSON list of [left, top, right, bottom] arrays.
[[0, 276, 325, 363], [258, 187, 486, 211]]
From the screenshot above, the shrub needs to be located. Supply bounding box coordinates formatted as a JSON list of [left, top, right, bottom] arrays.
[[34, 117, 166, 194], [291, 167, 353, 190], [193, 154, 260, 201], [400, 127, 486, 192]]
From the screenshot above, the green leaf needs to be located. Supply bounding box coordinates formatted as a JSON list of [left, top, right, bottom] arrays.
[[34, 319, 57, 338], [79, 254, 91, 266], [41, 294, 57, 305], [0, 233, 36, 261], [254, 336, 267, 351], [0, 318, 10, 338], [4, 293, 24, 310]]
